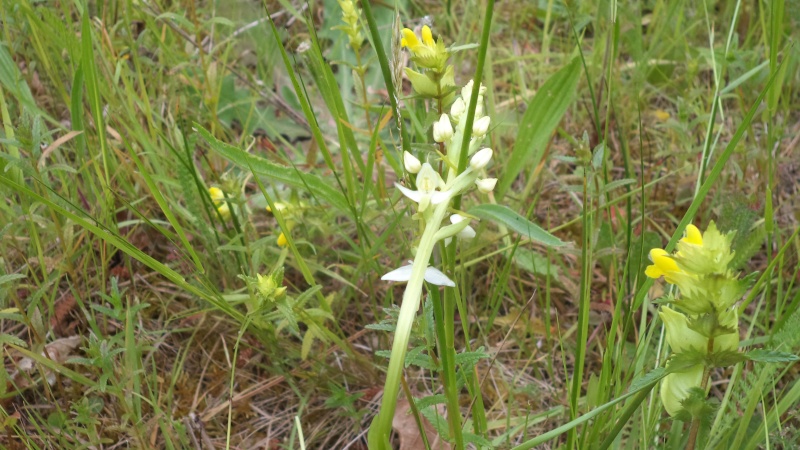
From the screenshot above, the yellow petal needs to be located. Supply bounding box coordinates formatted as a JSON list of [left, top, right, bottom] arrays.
[[681, 224, 703, 245], [216, 203, 231, 220], [421, 25, 434, 46], [209, 187, 225, 202], [277, 232, 288, 248], [645, 248, 679, 279], [400, 28, 419, 49]]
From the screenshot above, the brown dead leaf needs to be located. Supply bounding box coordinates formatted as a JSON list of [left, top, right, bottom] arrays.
[[392, 398, 442, 450], [50, 294, 77, 335]]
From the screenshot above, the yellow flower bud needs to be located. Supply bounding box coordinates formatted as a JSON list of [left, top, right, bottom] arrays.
[[277, 232, 288, 248]]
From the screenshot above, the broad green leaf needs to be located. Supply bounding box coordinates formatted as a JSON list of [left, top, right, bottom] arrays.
[[497, 57, 581, 196], [194, 124, 350, 212], [468, 204, 565, 247]]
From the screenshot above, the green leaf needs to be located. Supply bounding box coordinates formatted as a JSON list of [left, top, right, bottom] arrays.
[[454, 347, 490, 367], [468, 204, 565, 247], [667, 350, 706, 373], [746, 349, 800, 363], [0, 274, 26, 286], [497, 57, 581, 196], [414, 394, 446, 410], [512, 247, 560, 278], [193, 124, 350, 212], [709, 350, 749, 367]]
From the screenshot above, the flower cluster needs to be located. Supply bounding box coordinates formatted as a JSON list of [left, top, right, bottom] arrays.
[[384, 80, 494, 286], [400, 25, 455, 99], [646, 222, 743, 417], [334, 0, 364, 52]]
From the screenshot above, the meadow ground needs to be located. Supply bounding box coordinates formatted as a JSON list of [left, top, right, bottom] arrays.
[[1, 0, 799, 449]]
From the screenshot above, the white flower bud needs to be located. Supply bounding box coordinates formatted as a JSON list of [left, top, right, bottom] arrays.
[[432, 114, 453, 143], [475, 178, 497, 193], [450, 98, 465, 121], [460, 80, 474, 102], [472, 116, 491, 137], [403, 151, 422, 174], [470, 148, 493, 170]]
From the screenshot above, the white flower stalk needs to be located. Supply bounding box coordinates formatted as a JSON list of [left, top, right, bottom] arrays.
[[476, 178, 497, 193], [403, 151, 422, 174], [433, 114, 454, 143], [395, 163, 450, 212], [470, 148, 493, 170]]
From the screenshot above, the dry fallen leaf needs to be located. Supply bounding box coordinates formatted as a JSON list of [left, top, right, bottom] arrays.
[[12, 335, 82, 388], [392, 398, 442, 450]]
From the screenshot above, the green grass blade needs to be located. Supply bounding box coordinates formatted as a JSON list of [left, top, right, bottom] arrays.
[[194, 124, 350, 212]]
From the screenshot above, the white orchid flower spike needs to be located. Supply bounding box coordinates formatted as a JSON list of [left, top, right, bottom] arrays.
[[395, 163, 450, 212], [381, 262, 455, 287]]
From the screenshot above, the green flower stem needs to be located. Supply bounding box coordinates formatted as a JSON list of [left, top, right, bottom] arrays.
[[430, 285, 465, 449], [369, 200, 451, 450]]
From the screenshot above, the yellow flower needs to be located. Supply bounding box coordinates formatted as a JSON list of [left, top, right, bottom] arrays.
[[645, 224, 703, 282], [681, 224, 703, 246], [645, 248, 681, 281], [401, 26, 435, 53], [277, 232, 288, 248], [400, 26, 449, 72], [209, 186, 231, 220]]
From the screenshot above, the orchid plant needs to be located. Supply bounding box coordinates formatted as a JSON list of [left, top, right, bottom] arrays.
[[368, 39, 497, 445]]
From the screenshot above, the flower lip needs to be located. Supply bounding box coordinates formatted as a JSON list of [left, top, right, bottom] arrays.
[[381, 263, 455, 287], [475, 178, 497, 193]]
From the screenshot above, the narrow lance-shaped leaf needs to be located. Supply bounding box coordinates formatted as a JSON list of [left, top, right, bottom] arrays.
[[469, 204, 565, 247], [497, 57, 581, 197]]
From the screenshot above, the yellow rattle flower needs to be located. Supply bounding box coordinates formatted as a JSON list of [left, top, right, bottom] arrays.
[[208, 186, 231, 220]]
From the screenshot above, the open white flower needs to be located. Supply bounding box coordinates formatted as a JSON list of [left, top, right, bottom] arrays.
[[381, 262, 455, 287], [450, 214, 476, 239], [395, 163, 450, 212], [475, 178, 497, 193]]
